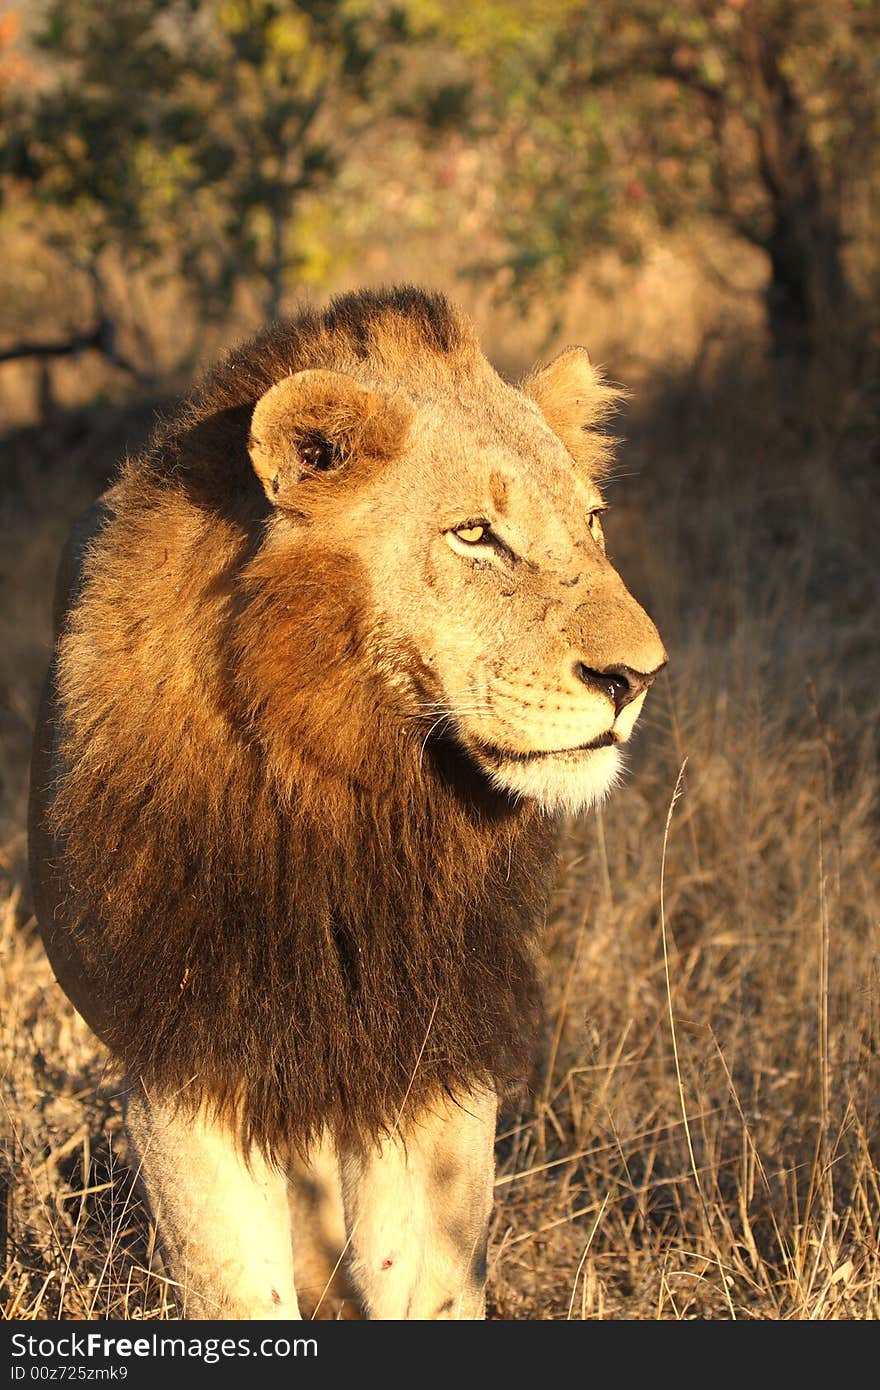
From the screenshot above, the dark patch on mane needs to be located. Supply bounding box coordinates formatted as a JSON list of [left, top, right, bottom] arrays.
[[321, 285, 465, 358]]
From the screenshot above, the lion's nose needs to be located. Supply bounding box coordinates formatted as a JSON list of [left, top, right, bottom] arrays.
[[573, 660, 667, 716]]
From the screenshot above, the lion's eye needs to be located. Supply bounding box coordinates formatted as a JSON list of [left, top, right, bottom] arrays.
[[588, 510, 605, 542], [454, 524, 488, 544], [446, 519, 517, 564]]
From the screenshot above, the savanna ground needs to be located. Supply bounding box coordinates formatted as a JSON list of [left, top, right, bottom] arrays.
[[1, 243, 878, 1320]]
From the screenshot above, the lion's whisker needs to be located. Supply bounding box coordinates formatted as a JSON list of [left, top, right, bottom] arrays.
[[419, 715, 453, 768]]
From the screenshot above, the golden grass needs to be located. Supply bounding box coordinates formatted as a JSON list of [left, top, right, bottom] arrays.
[[1, 327, 877, 1320]]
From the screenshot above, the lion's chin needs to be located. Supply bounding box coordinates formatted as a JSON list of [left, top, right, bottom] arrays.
[[476, 743, 622, 816]]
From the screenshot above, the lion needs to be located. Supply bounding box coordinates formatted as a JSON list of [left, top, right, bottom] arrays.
[[28, 286, 666, 1320]]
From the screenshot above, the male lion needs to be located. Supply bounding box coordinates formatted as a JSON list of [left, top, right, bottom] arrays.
[[29, 287, 666, 1320]]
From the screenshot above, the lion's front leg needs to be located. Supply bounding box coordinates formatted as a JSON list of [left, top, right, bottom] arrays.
[[125, 1083, 300, 1320], [340, 1089, 497, 1320], [287, 1130, 357, 1318]]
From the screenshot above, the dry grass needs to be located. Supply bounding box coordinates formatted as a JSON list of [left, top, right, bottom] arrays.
[[1, 325, 877, 1319]]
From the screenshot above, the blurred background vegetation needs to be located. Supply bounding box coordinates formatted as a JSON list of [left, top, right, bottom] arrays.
[[1, 0, 879, 1319], [1, 0, 878, 407]]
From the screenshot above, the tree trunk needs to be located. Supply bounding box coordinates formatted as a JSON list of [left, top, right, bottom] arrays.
[[265, 196, 285, 323], [744, 6, 851, 360], [763, 215, 848, 363]]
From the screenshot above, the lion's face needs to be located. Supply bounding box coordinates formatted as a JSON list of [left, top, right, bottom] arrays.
[[248, 341, 666, 815]]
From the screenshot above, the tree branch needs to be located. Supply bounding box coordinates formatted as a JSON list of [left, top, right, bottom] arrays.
[[0, 325, 103, 365], [0, 317, 142, 376], [572, 46, 726, 110]]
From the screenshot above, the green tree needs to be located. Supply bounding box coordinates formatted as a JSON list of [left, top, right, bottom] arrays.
[[424, 0, 879, 359], [175, 0, 408, 321], [0, 0, 195, 377], [0, 0, 405, 375]]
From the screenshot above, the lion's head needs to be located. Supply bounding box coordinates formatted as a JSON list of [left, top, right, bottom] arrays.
[[245, 289, 666, 815]]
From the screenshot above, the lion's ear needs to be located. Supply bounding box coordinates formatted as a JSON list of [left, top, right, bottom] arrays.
[[248, 369, 411, 506], [523, 347, 626, 476]]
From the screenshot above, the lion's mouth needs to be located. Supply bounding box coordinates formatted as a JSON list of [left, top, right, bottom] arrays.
[[475, 731, 617, 764]]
